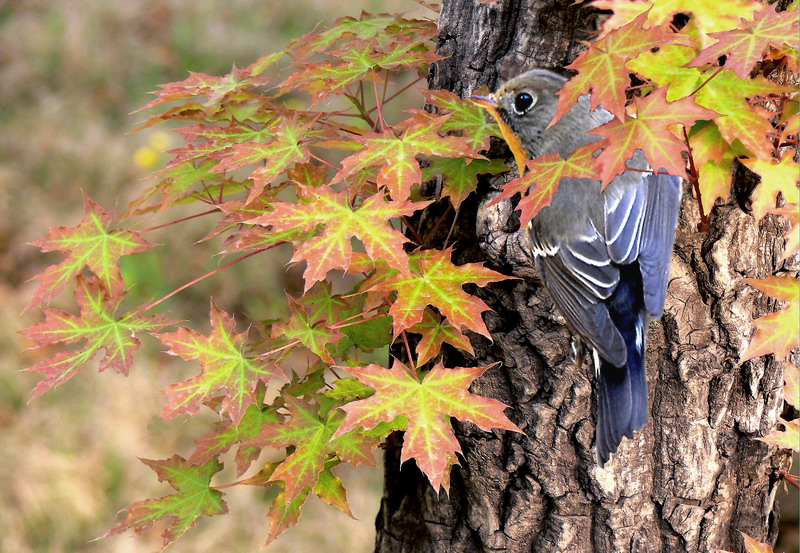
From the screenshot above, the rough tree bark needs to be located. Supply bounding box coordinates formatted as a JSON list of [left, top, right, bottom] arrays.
[[374, 2, 795, 552]]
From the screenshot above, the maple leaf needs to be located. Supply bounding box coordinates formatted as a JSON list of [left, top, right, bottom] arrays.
[[629, 46, 794, 160], [29, 196, 155, 308], [138, 63, 277, 113], [591, 86, 719, 185], [211, 117, 314, 204], [740, 156, 800, 220], [757, 416, 800, 452], [593, 0, 765, 48], [739, 532, 775, 553], [688, 3, 800, 79], [422, 89, 502, 152], [103, 456, 227, 548], [281, 32, 441, 103], [189, 404, 280, 476], [288, 12, 436, 60], [272, 296, 346, 363], [334, 115, 475, 201], [22, 276, 173, 398], [249, 396, 377, 502], [377, 248, 514, 338], [250, 185, 428, 290], [409, 307, 475, 366], [554, 12, 685, 121], [741, 275, 799, 361], [156, 301, 285, 424], [421, 157, 509, 209], [334, 360, 520, 491], [493, 141, 602, 226]]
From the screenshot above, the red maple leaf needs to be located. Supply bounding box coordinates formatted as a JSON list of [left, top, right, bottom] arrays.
[[688, 3, 800, 79], [591, 86, 720, 185], [375, 248, 514, 338], [334, 360, 521, 491], [250, 185, 428, 290], [22, 276, 173, 398], [333, 115, 475, 201], [555, 12, 686, 121]]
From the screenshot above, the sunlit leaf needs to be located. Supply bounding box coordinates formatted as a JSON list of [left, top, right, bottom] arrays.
[[334, 360, 520, 491]]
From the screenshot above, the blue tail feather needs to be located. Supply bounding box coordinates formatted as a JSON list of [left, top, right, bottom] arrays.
[[595, 263, 649, 467]]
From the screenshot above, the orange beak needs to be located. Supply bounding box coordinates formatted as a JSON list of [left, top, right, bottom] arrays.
[[469, 94, 529, 176]]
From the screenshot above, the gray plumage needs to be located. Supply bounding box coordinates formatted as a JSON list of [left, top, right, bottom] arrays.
[[482, 69, 681, 466]]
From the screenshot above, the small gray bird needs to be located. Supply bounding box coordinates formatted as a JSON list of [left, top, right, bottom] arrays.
[[472, 69, 681, 466]]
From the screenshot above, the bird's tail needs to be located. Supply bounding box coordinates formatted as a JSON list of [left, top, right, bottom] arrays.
[[595, 265, 649, 467]]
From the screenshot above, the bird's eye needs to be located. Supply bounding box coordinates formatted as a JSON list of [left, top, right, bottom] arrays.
[[513, 92, 536, 114]]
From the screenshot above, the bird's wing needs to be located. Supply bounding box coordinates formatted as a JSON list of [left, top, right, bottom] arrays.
[[637, 171, 682, 317], [604, 169, 681, 318], [530, 216, 627, 367]]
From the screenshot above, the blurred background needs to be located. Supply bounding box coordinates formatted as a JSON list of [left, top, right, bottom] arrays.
[[0, 1, 426, 552], [0, 1, 796, 552]]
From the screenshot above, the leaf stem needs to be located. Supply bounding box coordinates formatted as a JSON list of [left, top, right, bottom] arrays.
[[138, 208, 218, 232], [142, 248, 267, 312]]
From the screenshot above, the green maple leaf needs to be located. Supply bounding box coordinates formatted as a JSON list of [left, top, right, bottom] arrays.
[[103, 456, 227, 548], [334, 115, 475, 201], [148, 159, 221, 210], [422, 88, 503, 152], [22, 276, 173, 398], [688, 2, 799, 79], [189, 404, 280, 476], [408, 307, 475, 366], [334, 360, 521, 491], [249, 396, 377, 502], [555, 11, 686, 121], [272, 295, 346, 363], [29, 196, 155, 308], [422, 157, 509, 209], [250, 185, 428, 290], [156, 301, 285, 424], [592, 87, 719, 185], [741, 155, 799, 220], [376, 248, 514, 338]]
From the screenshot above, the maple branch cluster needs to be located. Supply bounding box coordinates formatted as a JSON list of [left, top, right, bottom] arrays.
[[22, 1, 798, 549]]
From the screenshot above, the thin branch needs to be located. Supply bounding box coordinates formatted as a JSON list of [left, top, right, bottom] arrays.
[[682, 127, 710, 233]]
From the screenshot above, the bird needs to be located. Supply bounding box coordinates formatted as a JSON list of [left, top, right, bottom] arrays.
[[471, 69, 681, 466]]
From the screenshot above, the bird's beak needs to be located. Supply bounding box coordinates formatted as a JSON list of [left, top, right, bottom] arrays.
[[469, 94, 529, 176], [469, 94, 498, 110]]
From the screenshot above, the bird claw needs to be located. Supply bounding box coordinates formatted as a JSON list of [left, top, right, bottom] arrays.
[[570, 337, 586, 366]]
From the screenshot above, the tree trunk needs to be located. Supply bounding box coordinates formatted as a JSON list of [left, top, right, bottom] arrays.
[[374, 1, 795, 552]]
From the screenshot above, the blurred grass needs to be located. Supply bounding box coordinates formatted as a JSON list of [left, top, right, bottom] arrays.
[[0, 1, 426, 551]]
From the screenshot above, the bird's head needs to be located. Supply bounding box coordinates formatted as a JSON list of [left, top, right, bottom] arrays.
[[470, 69, 567, 174]]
